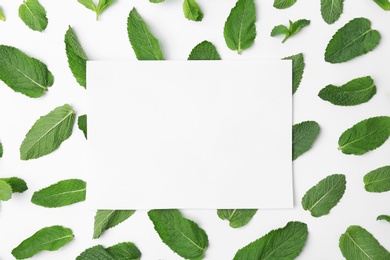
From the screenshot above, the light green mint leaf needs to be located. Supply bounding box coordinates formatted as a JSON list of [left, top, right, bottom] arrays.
[[217, 209, 257, 228], [339, 226, 390, 260], [0, 141, 3, 157], [77, 0, 96, 12], [377, 215, 390, 223], [78, 114, 87, 139], [0, 177, 28, 193], [31, 179, 86, 208], [188, 41, 221, 60], [77, 245, 115, 260], [148, 209, 209, 260], [318, 76, 376, 106], [338, 116, 390, 155], [65, 26, 88, 88], [283, 53, 305, 94], [325, 18, 381, 63], [224, 0, 256, 54], [77, 242, 141, 260], [93, 210, 136, 239], [0, 180, 12, 201], [18, 0, 48, 32], [183, 0, 203, 21], [321, 0, 344, 24], [373, 0, 390, 10], [293, 121, 320, 160], [273, 0, 297, 9], [12, 226, 73, 259], [364, 166, 390, 193], [271, 19, 310, 43], [149, 0, 165, 3], [0, 7, 5, 21], [127, 8, 165, 60], [233, 221, 308, 259], [302, 174, 346, 217], [20, 104, 76, 160], [0, 45, 54, 98], [77, 0, 115, 20]]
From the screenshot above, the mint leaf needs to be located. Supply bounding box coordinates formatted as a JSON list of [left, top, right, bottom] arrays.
[[224, 0, 256, 54], [325, 18, 381, 63], [77, 0, 115, 20], [78, 114, 87, 139], [373, 0, 390, 10], [318, 76, 376, 106], [18, 0, 48, 32], [12, 225, 74, 259], [283, 53, 305, 94], [93, 210, 136, 239], [0, 141, 3, 158], [0, 7, 5, 21], [148, 209, 208, 260], [0, 45, 54, 98], [339, 226, 390, 260], [271, 19, 310, 43], [217, 209, 257, 228], [188, 41, 221, 60], [321, 0, 344, 24], [0, 180, 12, 201], [0, 177, 28, 193], [364, 166, 390, 193], [377, 215, 390, 223], [234, 221, 308, 259], [338, 116, 390, 155], [20, 104, 76, 160], [77, 245, 114, 260], [127, 8, 165, 60], [65, 26, 89, 88], [302, 174, 346, 217], [293, 121, 320, 160], [31, 179, 86, 208], [183, 0, 203, 21], [273, 0, 297, 9], [149, 0, 165, 2], [77, 242, 141, 260]]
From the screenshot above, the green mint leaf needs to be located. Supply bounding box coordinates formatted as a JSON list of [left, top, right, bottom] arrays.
[[325, 18, 381, 63], [338, 116, 390, 155], [321, 0, 344, 24], [96, 0, 116, 20], [93, 210, 136, 239], [31, 179, 86, 208], [12, 225, 73, 259], [65, 26, 89, 88], [318, 76, 376, 106], [148, 209, 209, 260], [18, 0, 48, 32], [271, 19, 310, 43], [273, 0, 297, 9], [77, 245, 115, 260], [0, 180, 12, 201], [78, 114, 87, 139], [149, 0, 165, 3], [0, 7, 5, 21], [283, 53, 305, 94], [217, 209, 257, 228], [0, 45, 54, 98], [373, 0, 390, 10], [293, 121, 320, 160], [20, 104, 76, 160], [0, 177, 28, 193], [224, 0, 256, 54], [364, 166, 390, 193], [77, 0, 96, 12], [183, 0, 203, 21], [0, 141, 3, 157], [188, 41, 221, 60], [339, 225, 390, 260], [377, 215, 390, 223], [106, 242, 141, 259], [302, 174, 346, 217], [127, 8, 165, 60], [233, 221, 308, 259]]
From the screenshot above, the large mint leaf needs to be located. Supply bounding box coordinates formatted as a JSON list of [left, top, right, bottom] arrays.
[[127, 8, 164, 60], [273, 0, 297, 9], [338, 116, 390, 155], [18, 0, 48, 32], [20, 104, 75, 160], [364, 165, 390, 192], [234, 221, 308, 259], [373, 0, 390, 10], [188, 41, 221, 60], [224, 0, 256, 54], [339, 226, 390, 259], [283, 53, 305, 94], [0, 45, 54, 98], [183, 0, 203, 21], [0, 180, 12, 201], [12, 225, 74, 259], [0, 177, 28, 193], [93, 210, 135, 239], [325, 18, 381, 63], [321, 0, 344, 24], [148, 209, 208, 260], [217, 209, 257, 228], [293, 121, 320, 160]]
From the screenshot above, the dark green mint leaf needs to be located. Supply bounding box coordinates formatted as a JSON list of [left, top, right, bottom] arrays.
[[93, 210, 136, 239], [321, 0, 344, 24], [0, 177, 28, 193], [183, 0, 203, 21], [273, 0, 297, 9], [283, 53, 305, 94], [373, 0, 390, 10], [106, 242, 141, 260], [271, 19, 310, 43], [377, 215, 390, 223], [0, 141, 3, 157], [217, 209, 257, 228], [188, 41, 221, 60], [77, 245, 114, 260], [293, 121, 320, 160], [0, 180, 12, 201], [78, 114, 87, 139], [364, 166, 390, 193], [18, 0, 48, 32]]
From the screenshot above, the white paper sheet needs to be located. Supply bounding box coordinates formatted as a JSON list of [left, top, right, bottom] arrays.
[[87, 61, 293, 209]]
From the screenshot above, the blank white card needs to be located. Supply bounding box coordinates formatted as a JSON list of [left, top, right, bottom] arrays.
[[87, 61, 293, 209]]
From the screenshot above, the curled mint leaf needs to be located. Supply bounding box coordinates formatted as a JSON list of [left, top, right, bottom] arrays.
[[321, 0, 344, 24], [183, 0, 203, 21], [217, 209, 257, 228], [283, 53, 305, 94], [373, 0, 390, 10], [77, 0, 116, 20], [293, 121, 320, 160], [271, 19, 310, 43], [0, 177, 28, 193], [78, 114, 87, 139], [273, 0, 297, 9], [93, 210, 135, 239], [188, 41, 221, 60], [18, 0, 48, 32], [0, 180, 12, 201], [364, 165, 390, 193]]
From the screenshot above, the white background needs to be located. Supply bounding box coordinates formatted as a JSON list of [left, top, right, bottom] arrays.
[[0, 0, 389, 259]]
